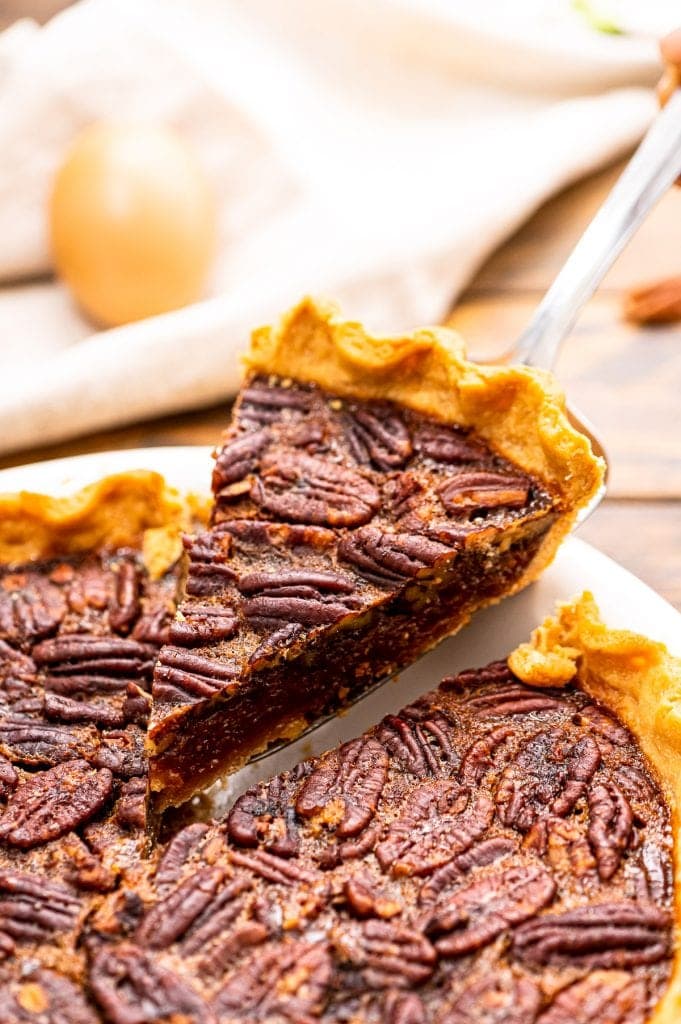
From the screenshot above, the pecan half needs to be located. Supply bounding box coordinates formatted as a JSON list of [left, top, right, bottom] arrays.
[[419, 837, 518, 905], [295, 737, 389, 838], [425, 862, 556, 957], [459, 726, 514, 785], [0, 574, 66, 647], [229, 848, 318, 887], [153, 648, 239, 705], [238, 380, 315, 426], [342, 404, 412, 470], [413, 423, 487, 465], [181, 876, 255, 956], [587, 781, 633, 880], [169, 603, 239, 647], [0, 760, 113, 848], [637, 843, 674, 904], [89, 943, 214, 1024], [213, 941, 332, 1022], [114, 777, 148, 831], [154, 823, 210, 890], [512, 902, 670, 968], [212, 428, 270, 494], [238, 570, 360, 627], [442, 972, 542, 1024], [537, 970, 647, 1024], [228, 768, 309, 856], [338, 527, 451, 585], [384, 991, 427, 1024], [0, 714, 98, 767], [465, 681, 562, 717], [335, 919, 436, 988], [0, 753, 17, 798], [438, 471, 530, 515], [198, 921, 268, 978], [91, 727, 147, 779], [375, 781, 493, 877], [376, 706, 458, 778], [0, 871, 81, 947], [108, 559, 141, 634], [495, 729, 600, 832], [184, 527, 237, 598], [136, 866, 225, 949], [576, 705, 632, 748], [252, 451, 380, 527]]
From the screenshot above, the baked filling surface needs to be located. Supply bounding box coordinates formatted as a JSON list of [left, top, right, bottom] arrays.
[[0, 554, 677, 1023]]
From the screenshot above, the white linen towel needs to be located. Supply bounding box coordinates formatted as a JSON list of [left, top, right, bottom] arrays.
[[0, 0, 674, 455]]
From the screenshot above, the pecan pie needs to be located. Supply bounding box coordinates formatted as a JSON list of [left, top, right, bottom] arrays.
[[148, 298, 604, 806], [3, 529, 678, 1024]]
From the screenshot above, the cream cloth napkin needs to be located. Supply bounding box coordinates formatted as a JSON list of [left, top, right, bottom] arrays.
[[0, 0, 671, 456]]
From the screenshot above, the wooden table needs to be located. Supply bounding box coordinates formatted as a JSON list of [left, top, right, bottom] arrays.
[[2, 161, 680, 609]]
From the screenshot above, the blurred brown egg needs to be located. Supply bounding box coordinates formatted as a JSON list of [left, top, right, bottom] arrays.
[[49, 122, 217, 327]]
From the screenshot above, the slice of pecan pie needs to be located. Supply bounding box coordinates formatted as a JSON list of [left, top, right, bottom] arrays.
[[80, 594, 679, 1024], [148, 298, 604, 806]]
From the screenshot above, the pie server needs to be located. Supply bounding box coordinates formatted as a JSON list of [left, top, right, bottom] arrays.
[[509, 86, 681, 522], [242, 89, 681, 769]]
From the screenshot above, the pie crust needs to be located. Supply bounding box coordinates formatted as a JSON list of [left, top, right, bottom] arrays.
[[510, 592, 681, 1024], [0, 469, 208, 577]]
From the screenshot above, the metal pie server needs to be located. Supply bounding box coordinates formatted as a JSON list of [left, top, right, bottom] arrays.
[[507, 87, 681, 520]]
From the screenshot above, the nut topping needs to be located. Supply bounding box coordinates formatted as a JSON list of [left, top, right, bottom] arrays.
[[438, 471, 531, 515], [252, 450, 380, 527], [213, 941, 332, 1022], [342, 405, 412, 470], [153, 647, 239, 705], [495, 729, 601, 832], [338, 527, 451, 584], [537, 970, 647, 1024], [334, 919, 436, 988], [425, 862, 557, 956], [513, 901, 671, 968], [238, 570, 360, 627], [0, 760, 113, 848], [89, 943, 213, 1024], [212, 428, 270, 494], [587, 781, 634, 881], [442, 972, 542, 1024], [375, 782, 493, 876], [296, 738, 388, 838]]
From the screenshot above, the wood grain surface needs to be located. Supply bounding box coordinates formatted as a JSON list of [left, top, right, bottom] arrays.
[[0, 106, 679, 606]]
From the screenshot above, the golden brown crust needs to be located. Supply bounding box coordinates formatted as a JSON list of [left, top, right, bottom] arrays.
[[510, 593, 681, 1024], [0, 470, 209, 576], [246, 297, 604, 516], [246, 297, 604, 598]]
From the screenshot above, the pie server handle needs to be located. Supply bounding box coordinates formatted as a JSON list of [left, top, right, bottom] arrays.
[[513, 87, 681, 372]]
